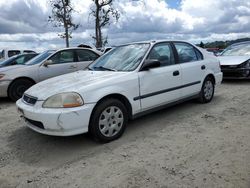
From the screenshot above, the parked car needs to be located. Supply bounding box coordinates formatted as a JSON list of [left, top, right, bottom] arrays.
[[0, 53, 38, 68], [0, 48, 101, 101], [0, 49, 36, 62], [97, 47, 113, 54], [218, 42, 250, 79], [16, 40, 222, 142], [206, 48, 224, 56]]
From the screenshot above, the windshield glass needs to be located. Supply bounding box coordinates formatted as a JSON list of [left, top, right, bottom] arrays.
[[221, 43, 250, 56], [25, 50, 55, 65], [0, 55, 20, 66], [89, 43, 150, 71]]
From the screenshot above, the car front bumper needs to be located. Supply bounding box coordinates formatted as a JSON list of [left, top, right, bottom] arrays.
[[16, 99, 96, 136], [0, 80, 11, 97], [221, 66, 250, 79]]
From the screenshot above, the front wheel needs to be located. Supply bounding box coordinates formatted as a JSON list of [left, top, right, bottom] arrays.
[[89, 99, 128, 143], [198, 77, 215, 103], [8, 79, 34, 101]]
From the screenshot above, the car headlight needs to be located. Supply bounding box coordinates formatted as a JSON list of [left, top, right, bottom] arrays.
[[239, 60, 250, 68], [0, 74, 5, 79], [43, 92, 84, 108]]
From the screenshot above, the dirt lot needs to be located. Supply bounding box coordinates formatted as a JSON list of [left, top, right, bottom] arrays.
[[0, 81, 249, 188]]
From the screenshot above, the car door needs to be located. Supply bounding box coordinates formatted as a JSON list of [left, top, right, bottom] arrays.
[[138, 42, 182, 110], [38, 49, 78, 81], [173, 42, 206, 98], [76, 49, 100, 70]]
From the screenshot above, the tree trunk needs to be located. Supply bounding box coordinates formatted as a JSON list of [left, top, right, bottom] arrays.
[[63, 0, 69, 47], [65, 25, 69, 47], [95, 0, 102, 48]]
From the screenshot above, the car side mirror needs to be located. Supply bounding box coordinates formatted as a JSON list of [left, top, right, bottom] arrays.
[[141, 59, 161, 71], [43, 60, 53, 67]]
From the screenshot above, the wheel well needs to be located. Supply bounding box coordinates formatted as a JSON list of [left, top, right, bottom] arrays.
[[206, 74, 215, 84], [90, 94, 133, 124], [8, 77, 36, 96]]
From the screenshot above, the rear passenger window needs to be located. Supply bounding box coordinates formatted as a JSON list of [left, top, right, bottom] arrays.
[[76, 50, 99, 61], [147, 43, 175, 67], [8, 50, 21, 57], [174, 43, 201, 63]]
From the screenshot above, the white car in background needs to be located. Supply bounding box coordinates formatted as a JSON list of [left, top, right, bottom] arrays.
[[0, 48, 101, 101], [0, 49, 36, 62], [17, 40, 222, 142], [218, 42, 250, 79]]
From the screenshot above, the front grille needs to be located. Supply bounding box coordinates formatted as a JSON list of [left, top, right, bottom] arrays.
[[25, 117, 44, 129], [23, 94, 37, 105]]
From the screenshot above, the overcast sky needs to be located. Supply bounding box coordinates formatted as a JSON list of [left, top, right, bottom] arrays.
[[0, 0, 249, 52]]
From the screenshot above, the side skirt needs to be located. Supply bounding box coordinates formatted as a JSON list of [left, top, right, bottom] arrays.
[[132, 94, 199, 120]]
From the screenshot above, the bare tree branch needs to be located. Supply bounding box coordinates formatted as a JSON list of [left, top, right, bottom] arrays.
[[48, 0, 79, 47]]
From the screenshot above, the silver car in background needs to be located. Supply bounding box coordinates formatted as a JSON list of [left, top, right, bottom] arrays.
[[218, 42, 250, 79], [0, 47, 101, 101]]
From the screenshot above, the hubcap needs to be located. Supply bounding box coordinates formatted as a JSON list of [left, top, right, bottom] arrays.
[[204, 80, 214, 100], [99, 106, 124, 137]]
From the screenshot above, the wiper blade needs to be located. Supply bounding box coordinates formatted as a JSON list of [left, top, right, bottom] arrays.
[[94, 66, 117, 71]]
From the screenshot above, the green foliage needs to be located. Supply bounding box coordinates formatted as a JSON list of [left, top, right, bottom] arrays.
[[48, 0, 79, 47]]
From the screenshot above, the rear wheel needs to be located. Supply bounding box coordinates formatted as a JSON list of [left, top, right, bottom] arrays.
[[198, 77, 215, 103], [90, 98, 128, 143], [8, 79, 34, 101]]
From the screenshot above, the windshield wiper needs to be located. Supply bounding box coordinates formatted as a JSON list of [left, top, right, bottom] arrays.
[[93, 66, 117, 71]]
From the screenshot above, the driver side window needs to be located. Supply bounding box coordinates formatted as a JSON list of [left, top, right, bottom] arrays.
[[147, 43, 175, 67], [49, 50, 74, 64]]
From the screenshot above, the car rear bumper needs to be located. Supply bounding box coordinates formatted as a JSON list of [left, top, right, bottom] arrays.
[[214, 72, 223, 85], [16, 99, 96, 136], [0, 80, 11, 97]]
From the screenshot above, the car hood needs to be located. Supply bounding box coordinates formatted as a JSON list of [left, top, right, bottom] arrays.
[[218, 56, 250, 66], [25, 70, 129, 100], [0, 65, 25, 72]]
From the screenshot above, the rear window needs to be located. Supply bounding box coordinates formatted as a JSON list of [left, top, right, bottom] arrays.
[[8, 50, 21, 57], [23, 50, 36, 53]]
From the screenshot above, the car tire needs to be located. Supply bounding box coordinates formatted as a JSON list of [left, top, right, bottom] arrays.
[[198, 76, 215, 103], [8, 79, 34, 101], [89, 98, 128, 143]]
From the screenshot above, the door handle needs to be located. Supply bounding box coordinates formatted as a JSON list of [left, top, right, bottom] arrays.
[[173, 70, 180, 76], [201, 65, 206, 70]]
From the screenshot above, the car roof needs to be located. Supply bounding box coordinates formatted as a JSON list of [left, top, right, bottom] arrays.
[[56, 47, 102, 55], [230, 41, 250, 47], [115, 40, 194, 47]]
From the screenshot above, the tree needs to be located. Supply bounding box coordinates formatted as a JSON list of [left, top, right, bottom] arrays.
[[199, 41, 205, 48], [90, 0, 120, 48], [48, 0, 79, 47]]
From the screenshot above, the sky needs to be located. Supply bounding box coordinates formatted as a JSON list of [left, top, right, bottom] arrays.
[[0, 0, 249, 52]]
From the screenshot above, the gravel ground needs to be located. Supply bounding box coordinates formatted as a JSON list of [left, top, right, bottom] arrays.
[[0, 80, 249, 188]]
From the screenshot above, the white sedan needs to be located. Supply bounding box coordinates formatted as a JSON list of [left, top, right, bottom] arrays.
[[16, 40, 222, 142]]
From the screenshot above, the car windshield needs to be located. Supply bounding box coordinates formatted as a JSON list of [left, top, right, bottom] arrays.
[[0, 55, 20, 66], [89, 43, 150, 71], [221, 43, 250, 56], [25, 50, 54, 65]]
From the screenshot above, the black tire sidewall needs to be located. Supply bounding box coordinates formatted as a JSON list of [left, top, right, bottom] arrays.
[[8, 79, 34, 101], [90, 99, 128, 142]]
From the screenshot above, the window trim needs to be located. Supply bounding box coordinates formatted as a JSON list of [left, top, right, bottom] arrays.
[[48, 49, 76, 65], [139, 42, 177, 71], [172, 41, 204, 64], [75, 49, 100, 62]]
